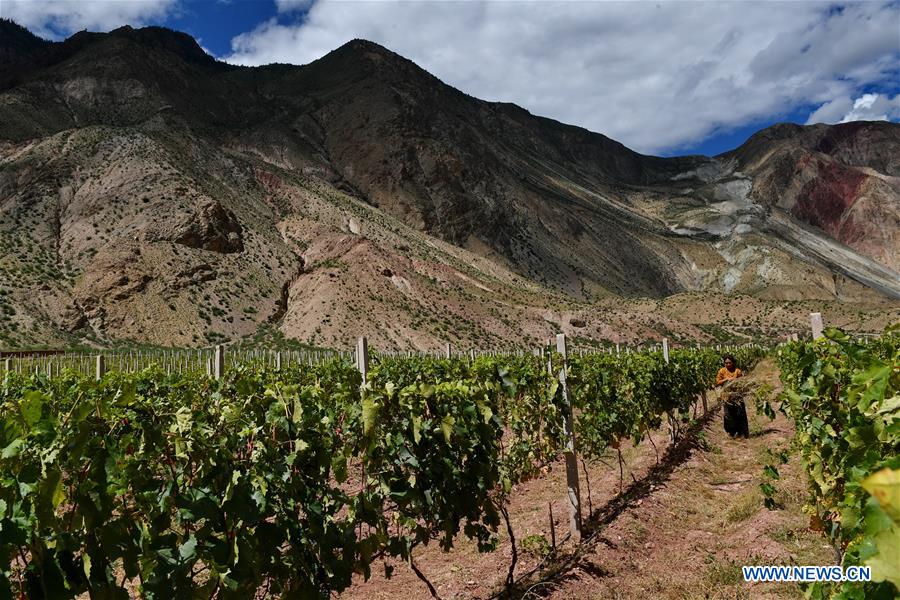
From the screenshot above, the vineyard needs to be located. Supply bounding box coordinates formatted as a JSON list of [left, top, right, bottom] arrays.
[[2, 328, 897, 600], [0, 340, 766, 599], [774, 327, 899, 600]]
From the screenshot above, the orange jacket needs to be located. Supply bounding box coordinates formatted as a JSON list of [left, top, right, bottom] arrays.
[[716, 366, 742, 386]]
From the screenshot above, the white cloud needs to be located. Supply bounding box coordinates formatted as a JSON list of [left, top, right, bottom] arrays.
[[837, 93, 899, 123], [805, 96, 855, 124], [225, 1, 900, 154], [2, 0, 178, 39], [807, 92, 900, 124]]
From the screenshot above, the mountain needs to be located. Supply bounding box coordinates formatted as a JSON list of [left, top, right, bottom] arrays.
[[0, 22, 897, 350], [721, 122, 900, 272]]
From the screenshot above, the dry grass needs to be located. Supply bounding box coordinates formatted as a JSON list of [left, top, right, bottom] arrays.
[[726, 489, 762, 524]]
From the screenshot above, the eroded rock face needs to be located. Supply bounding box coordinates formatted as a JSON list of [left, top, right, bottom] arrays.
[[720, 121, 900, 273], [71, 245, 153, 327], [792, 161, 867, 236], [148, 201, 244, 253]]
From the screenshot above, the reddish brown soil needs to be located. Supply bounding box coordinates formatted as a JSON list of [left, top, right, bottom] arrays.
[[792, 161, 867, 240], [339, 359, 832, 599]]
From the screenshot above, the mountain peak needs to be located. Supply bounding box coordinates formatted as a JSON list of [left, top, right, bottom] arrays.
[[323, 37, 411, 68], [0, 18, 46, 43], [341, 38, 392, 53], [1, 21, 217, 90], [0, 19, 52, 86], [0, 18, 50, 57], [100, 25, 215, 64], [300, 36, 445, 93]]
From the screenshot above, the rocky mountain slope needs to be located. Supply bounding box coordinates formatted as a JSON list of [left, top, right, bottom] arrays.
[[0, 20, 897, 350]]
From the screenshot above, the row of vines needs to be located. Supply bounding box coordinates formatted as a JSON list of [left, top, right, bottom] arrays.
[[775, 327, 899, 599], [0, 345, 763, 599]]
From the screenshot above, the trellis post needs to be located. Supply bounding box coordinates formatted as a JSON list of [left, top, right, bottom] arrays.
[[356, 336, 369, 382], [214, 345, 224, 380], [95, 355, 105, 381], [556, 333, 582, 542], [810, 312, 824, 340], [662, 338, 676, 442]]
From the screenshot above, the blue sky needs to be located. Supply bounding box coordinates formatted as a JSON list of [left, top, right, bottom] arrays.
[[167, 1, 278, 59], [4, 0, 899, 157]]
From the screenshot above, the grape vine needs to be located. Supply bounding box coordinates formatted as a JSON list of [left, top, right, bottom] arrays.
[[776, 327, 899, 599], [0, 344, 763, 598]]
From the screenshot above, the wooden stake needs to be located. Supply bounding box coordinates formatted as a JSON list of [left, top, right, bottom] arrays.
[[556, 333, 582, 542], [549, 502, 557, 549]]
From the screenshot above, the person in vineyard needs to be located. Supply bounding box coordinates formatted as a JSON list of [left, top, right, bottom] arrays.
[[716, 354, 749, 438]]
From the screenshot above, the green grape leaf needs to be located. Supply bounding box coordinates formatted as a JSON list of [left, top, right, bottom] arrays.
[[1, 439, 24, 459], [440, 415, 455, 443], [479, 403, 493, 424], [179, 535, 198, 561], [21, 390, 44, 427], [862, 468, 900, 524], [332, 454, 348, 483], [412, 415, 422, 444], [864, 525, 900, 588], [362, 396, 377, 435]]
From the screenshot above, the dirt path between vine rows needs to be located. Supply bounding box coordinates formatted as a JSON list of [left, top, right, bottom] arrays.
[[340, 359, 833, 600]]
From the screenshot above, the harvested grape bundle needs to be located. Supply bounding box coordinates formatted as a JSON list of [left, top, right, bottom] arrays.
[[721, 378, 755, 438]]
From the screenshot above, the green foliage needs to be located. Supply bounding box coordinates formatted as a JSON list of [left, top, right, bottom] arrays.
[[520, 534, 551, 558], [569, 346, 762, 456], [754, 383, 777, 420], [0, 344, 763, 597], [0, 362, 365, 598], [776, 325, 900, 599], [760, 448, 788, 510]]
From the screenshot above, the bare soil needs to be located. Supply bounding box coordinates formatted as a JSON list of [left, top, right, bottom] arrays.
[[339, 359, 832, 599]]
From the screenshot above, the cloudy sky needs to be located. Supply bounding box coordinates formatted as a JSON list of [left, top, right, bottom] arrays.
[[3, 0, 899, 155]]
